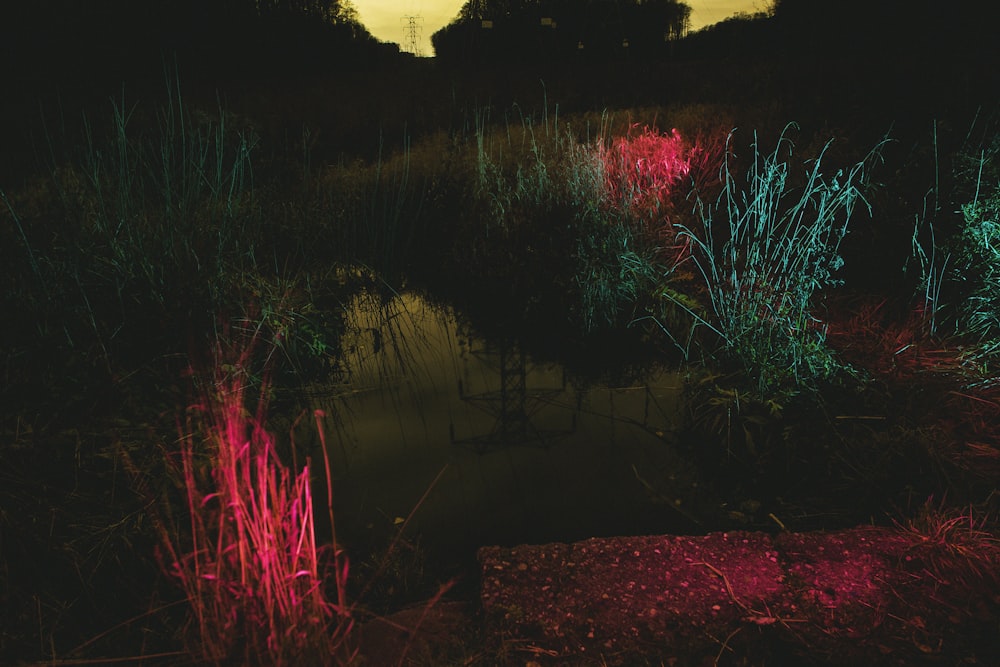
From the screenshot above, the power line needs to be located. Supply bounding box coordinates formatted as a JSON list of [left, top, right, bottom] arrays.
[[401, 14, 424, 56]]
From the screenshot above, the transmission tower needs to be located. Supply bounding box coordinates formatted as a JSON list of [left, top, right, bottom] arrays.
[[450, 336, 574, 453], [401, 14, 424, 57]]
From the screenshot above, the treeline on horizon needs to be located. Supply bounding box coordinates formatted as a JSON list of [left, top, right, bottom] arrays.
[[0, 0, 398, 85], [1, 0, 994, 106], [431, 0, 991, 66], [432, 0, 692, 64]]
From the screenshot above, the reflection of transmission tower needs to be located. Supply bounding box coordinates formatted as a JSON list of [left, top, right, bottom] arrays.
[[401, 15, 424, 56], [450, 336, 574, 453]]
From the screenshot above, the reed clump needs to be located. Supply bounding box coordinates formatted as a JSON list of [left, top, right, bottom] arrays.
[[662, 124, 887, 396], [155, 329, 354, 666], [951, 127, 1000, 370]]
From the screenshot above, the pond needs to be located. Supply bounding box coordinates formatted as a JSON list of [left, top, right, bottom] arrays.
[[297, 291, 719, 571]]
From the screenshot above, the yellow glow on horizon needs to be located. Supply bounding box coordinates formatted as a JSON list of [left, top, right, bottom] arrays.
[[351, 0, 765, 57]]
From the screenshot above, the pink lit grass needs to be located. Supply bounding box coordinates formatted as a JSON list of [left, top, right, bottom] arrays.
[[603, 126, 693, 220], [601, 125, 724, 264], [161, 360, 355, 666], [896, 501, 1000, 591]]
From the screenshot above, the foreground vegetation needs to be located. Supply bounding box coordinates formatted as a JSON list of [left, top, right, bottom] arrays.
[[3, 58, 999, 665]]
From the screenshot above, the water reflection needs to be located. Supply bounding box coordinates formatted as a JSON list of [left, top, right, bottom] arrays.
[[310, 291, 706, 556], [452, 335, 574, 451]]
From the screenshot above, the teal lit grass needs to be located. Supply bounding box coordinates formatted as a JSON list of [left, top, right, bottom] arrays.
[[657, 124, 888, 397], [906, 112, 1000, 383], [1, 80, 263, 405], [951, 125, 1000, 372]]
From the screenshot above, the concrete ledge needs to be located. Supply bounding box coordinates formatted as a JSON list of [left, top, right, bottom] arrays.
[[479, 527, 999, 665]]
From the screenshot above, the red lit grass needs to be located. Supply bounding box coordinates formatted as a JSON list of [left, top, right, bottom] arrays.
[[601, 125, 723, 263], [603, 126, 692, 222], [896, 501, 1000, 591], [825, 298, 960, 377], [160, 353, 355, 666], [826, 295, 1000, 476]]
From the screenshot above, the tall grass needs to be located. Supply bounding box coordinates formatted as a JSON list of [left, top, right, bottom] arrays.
[[907, 114, 1000, 379], [600, 124, 723, 258], [472, 105, 602, 231], [309, 132, 423, 279], [0, 79, 263, 404], [467, 107, 721, 330], [951, 122, 1000, 372], [158, 336, 355, 666], [74, 81, 258, 306], [664, 124, 887, 395]]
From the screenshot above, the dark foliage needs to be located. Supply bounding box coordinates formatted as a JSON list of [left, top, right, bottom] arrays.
[[0, 0, 393, 86], [432, 0, 692, 64]]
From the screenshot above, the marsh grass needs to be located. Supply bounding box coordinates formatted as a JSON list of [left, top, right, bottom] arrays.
[[9, 81, 998, 664], [472, 105, 603, 231], [952, 141, 1000, 371], [904, 114, 1000, 382], [156, 334, 355, 666], [74, 82, 259, 305], [0, 80, 265, 415], [663, 124, 887, 396], [466, 106, 722, 330], [310, 133, 424, 279], [0, 85, 391, 664]]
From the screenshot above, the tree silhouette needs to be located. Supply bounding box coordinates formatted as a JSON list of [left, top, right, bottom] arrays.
[[2, 0, 380, 83], [433, 0, 691, 64], [769, 0, 953, 55]]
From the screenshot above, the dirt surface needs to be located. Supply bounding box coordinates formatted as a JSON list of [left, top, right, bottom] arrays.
[[478, 527, 1000, 666]]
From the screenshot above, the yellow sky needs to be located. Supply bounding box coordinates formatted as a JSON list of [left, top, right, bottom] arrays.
[[352, 0, 765, 56]]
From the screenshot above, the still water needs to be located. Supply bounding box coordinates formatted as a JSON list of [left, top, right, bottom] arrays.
[[303, 291, 712, 558]]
